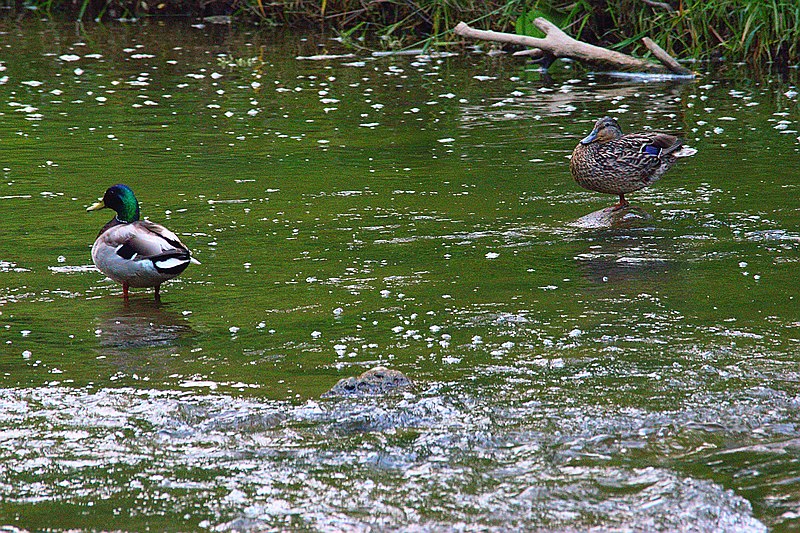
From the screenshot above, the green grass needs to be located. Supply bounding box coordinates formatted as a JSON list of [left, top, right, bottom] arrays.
[[9, 0, 800, 64]]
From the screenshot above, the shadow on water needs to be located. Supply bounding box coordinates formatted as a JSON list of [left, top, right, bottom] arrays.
[[93, 298, 194, 375], [568, 205, 678, 285]]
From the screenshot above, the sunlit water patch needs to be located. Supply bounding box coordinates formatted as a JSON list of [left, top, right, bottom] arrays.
[[0, 385, 783, 531]]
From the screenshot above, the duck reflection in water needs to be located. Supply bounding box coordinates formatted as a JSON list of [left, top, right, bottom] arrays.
[[94, 299, 194, 373], [573, 228, 675, 285]]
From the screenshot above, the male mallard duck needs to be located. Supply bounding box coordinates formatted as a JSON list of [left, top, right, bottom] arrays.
[[87, 184, 199, 300], [570, 116, 696, 210]]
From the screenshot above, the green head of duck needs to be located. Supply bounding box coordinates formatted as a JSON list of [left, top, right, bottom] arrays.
[[87, 184, 141, 223]]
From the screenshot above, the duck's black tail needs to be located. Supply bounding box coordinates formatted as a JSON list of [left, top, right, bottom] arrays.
[[151, 251, 192, 275]]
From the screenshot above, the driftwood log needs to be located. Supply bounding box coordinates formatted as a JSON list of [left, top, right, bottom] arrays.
[[454, 18, 693, 76]]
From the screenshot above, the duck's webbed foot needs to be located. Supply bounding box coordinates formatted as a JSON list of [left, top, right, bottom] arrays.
[[610, 194, 630, 211]]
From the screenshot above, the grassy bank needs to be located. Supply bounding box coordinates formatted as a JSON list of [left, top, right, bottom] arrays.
[[8, 0, 799, 65]]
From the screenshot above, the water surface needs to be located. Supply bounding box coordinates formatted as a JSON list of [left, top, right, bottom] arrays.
[[1, 17, 799, 531]]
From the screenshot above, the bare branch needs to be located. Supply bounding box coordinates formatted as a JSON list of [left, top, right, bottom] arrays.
[[642, 37, 692, 75], [453, 19, 693, 76]]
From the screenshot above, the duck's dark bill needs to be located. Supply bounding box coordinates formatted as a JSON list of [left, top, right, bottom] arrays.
[[580, 131, 598, 145]]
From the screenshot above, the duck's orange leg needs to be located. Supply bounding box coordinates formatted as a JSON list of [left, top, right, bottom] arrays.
[[610, 194, 630, 211], [122, 282, 130, 300]]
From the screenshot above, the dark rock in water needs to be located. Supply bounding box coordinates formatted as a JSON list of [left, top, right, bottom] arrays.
[[322, 366, 413, 398], [571, 206, 652, 230]]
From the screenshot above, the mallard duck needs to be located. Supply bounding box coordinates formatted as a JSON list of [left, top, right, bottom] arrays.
[[570, 117, 696, 210], [87, 184, 199, 300]]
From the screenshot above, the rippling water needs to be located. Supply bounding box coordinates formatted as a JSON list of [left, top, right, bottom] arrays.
[[0, 17, 798, 531]]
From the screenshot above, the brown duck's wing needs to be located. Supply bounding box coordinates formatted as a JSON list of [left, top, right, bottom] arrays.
[[602, 137, 665, 174], [620, 132, 682, 154]]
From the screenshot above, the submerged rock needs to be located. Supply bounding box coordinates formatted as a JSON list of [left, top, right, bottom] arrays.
[[322, 366, 413, 398], [571, 205, 652, 229]]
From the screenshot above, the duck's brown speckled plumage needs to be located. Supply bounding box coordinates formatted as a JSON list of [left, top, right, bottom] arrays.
[[570, 117, 696, 210]]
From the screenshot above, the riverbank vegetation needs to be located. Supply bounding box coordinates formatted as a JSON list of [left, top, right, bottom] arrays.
[[7, 0, 799, 65]]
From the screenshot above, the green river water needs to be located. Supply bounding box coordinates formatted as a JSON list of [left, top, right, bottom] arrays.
[[0, 16, 799, 532]]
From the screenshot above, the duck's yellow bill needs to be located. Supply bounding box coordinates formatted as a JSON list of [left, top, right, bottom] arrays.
[[86, 200, 105, 212]]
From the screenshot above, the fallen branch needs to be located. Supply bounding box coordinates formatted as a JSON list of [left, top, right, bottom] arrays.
[[641, 37, 686, 74], [454, 18, 693, 76]]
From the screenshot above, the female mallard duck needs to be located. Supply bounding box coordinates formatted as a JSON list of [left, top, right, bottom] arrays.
[[570, 116, 696, 210], [87, 184, 199, 299]]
